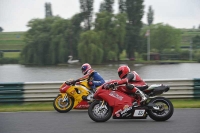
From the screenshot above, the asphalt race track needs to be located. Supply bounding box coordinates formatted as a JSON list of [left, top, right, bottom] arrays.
[[0, 109, 199, 133]]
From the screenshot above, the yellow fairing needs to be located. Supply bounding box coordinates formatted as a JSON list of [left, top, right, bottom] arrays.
[[66, 80, 91, 108]]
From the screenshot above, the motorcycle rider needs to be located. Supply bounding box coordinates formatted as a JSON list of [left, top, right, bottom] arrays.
[[107, 65, 148, 104], [70, 63, 105, 100]]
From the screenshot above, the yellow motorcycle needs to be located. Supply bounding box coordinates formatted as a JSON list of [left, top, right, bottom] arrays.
[[53, 79, 94, 113]]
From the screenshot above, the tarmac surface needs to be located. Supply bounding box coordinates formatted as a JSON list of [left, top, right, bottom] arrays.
[[0, 108, 199, 133]]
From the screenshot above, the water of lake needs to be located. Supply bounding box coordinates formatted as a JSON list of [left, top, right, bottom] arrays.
[[0, 63, 200, 83]]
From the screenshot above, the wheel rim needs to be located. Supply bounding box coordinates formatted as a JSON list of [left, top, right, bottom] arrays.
[[92, 104, 109, 119], [55, 95, 72, 110], [151, 99, 170, 117]]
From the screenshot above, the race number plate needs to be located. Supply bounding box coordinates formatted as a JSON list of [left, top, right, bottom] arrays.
[[133, 110, 145, 117]]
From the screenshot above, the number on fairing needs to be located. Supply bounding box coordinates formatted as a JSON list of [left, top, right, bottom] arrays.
[[133, 110, 145, 116]]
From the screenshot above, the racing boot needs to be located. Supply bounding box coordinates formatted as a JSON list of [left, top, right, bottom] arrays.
[[86, 93, 93, 101], [82, 93, 93, 101], [132, 101, 139, 107], [135, 89, 148, 102]]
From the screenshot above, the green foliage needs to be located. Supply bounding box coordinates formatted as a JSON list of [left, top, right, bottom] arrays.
[[193, 50, 200, 62], [119, 50, 127, 60], [0, 27, 3, 32], [192, 35, 200, 49], [21, 17, 54, 65], [99, 2, 106, 12], [125, 0, 144, 58], [179, 50, 190, 60], [147, 6, 154, 25], [20, 12, 83, 65], [68, 13, 84, 58], [0, 57, 19, 64], [99, 0, 114, 13], [79, 0, 94, 30], [0, 51, 3, 58], [3, 2, 200, 65], [94, 12, 126, 61], [118, 0, 126, 13], [78, 30, 103, 64], [150, 24, 181, 53]]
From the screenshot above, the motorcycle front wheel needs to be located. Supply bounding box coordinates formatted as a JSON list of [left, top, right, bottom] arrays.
[[88, 100, 112, 122], [53, 94, 74, 113], [147, 97, 174, 121]]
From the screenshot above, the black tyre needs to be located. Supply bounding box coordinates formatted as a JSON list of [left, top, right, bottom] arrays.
[[88, 100, 112, 122], [53, 94, 74, 113], [148, 97, 174, 121]]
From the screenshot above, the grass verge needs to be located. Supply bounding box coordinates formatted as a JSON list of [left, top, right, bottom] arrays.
[[0, 99, 200, 112]]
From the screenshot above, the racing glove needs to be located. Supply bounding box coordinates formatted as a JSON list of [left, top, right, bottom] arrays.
[[106, 82, 118, 90], [88, 81, 93, 86]]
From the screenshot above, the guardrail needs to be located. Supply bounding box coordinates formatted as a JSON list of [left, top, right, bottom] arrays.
[[0, 79, 200, 103]]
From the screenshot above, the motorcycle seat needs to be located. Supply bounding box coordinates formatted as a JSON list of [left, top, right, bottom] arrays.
[[136, 85, 149, 91]]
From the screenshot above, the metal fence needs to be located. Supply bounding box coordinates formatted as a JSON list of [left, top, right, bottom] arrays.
[[0, 78, 200, 103]]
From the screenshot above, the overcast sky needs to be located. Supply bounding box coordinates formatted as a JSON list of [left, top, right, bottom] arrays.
[[0, 0, 199, 32]]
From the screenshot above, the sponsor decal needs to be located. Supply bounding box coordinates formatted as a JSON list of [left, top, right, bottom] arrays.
[[109, 91, 123, 101], [76, 105, 89, 108], [114, 105, 133, 117], [116, 113, 120, 117], [121, 105, 132, 114]]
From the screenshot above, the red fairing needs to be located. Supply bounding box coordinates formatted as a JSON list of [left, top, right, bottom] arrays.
[[94, 82, 135, 115], [59, 84, 70, 93]]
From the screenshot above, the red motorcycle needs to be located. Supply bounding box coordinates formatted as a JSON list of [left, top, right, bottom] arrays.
[[88, 80, 174, 122]]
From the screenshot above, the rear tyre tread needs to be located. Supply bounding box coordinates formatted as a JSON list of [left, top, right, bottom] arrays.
[[148, 97, 174, 121]]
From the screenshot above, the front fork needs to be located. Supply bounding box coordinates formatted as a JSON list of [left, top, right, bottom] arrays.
[[99, 100, 108, 110], [61, 93, 68, 102]]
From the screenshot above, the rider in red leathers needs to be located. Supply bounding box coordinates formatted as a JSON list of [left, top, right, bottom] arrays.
[[107, 65, 148, 104]]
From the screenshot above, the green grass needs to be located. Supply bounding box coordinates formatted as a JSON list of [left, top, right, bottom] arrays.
[[0, 99, 199, 112], [0, 44, 24, 50], [0, 40, 24, 45], [171, 99, 200, 108], [3, 52, 20, 58], [0, 32, 25, 40], [0, 32, 23, 60], [0, 32, 25, 52], [0, 102, 54, 112]]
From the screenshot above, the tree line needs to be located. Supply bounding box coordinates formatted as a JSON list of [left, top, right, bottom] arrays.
[[20, 0, 187, 65]]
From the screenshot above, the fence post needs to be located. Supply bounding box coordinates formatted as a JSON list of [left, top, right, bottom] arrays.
[[193, 78, 200, 99]]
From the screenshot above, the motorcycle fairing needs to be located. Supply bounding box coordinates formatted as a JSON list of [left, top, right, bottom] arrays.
[[59, 81, 91, 109], [95, 88, 135, 116], [70, 85, 90, 108], [60, 83, 70, 93], [74, 100, 89, 109]]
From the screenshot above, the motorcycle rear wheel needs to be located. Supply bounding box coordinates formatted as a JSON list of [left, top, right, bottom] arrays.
[[88, 100, 112, 122], [53, 94, 74, 113], [147, 97, 174, 121]]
